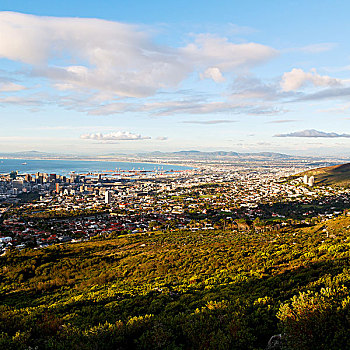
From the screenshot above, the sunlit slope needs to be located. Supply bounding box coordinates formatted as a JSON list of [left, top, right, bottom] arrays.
[[2, 215, 350, 348], [299, 163, 350, 186]]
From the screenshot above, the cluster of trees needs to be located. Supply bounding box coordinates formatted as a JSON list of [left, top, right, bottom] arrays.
[[23, 207, 109, 219], [1, 215, 350, 349]]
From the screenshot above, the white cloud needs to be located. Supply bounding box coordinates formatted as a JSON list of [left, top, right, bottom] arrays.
[[230, 76, 286, 101], [0, 94, 47, 106], [0, 82, 26, 92], [0, 12, 277, 101], [317, 104, 350, 114], [281, 68, 342, 92], [143, 99, 281, 116], [156, 136, 168, 140], [295, 86, 350, 102], [275, 129, 350, 138], [200, 67, 225, 82], [80, 131, 151, 141], [0, 12, 190, 98], [182, 120, 236, 124], [287, 43, 336, 54], [181, 34, 277, 73], [266, 119, 297, 124], [86, 103, 135, 115]]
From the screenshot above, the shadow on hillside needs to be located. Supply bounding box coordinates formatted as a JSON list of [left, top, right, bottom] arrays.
[[1, 256, 350, 349], [2, 256, 349, 313]]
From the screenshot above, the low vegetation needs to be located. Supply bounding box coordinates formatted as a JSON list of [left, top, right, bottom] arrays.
[[1, 214, 350, 349]]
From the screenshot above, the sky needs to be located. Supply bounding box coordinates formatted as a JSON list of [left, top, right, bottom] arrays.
[[0, 0, 350, 156]]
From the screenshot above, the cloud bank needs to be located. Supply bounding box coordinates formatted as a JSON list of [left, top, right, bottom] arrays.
[[281, 68, 342, 92], [0, 12, 277, 99]]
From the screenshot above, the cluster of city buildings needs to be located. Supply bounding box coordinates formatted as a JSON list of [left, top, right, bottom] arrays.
[[0, 169, 194, 203], [1, 164, 349, 253]]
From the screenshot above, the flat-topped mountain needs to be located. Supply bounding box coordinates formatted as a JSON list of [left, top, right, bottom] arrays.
[[300, 163, 350, 186]]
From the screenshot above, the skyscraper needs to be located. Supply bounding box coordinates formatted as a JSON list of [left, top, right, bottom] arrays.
[[105, 190, 112, 204], [308, 176, 315, 187], [303, 175, 308, 185]]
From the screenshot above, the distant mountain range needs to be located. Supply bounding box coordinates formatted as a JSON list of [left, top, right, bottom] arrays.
[[0, 150, 346, 165], [298, 163, 350, 186], [142, 150, 297, 159]]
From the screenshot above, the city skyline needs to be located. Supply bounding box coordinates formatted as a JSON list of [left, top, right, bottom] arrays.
[[1, 1, 350, 156]]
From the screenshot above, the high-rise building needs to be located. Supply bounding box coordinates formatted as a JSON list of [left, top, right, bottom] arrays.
[[36, 175, 43, 184], [12, 179, 24, 189], [303, 175, 308, 185], [55, 183, 60, 193], [105, 190, 112, 204], [308, 176, 315, 187]]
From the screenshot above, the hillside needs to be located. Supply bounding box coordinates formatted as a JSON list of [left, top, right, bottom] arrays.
[[299, 163, 350, 186], [2, 216, 350, 349]]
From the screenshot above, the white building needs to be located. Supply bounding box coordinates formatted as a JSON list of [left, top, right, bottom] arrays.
[[105, 190, 112, 204], [308, 176, 315, 187], [303, 175, 308, 185]]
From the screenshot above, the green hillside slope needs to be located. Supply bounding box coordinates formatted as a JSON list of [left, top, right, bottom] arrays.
[[299, 163, 350, 186], [1, 217, 350, 349]]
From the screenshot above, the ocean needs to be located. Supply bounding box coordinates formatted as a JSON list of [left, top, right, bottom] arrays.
[[0, 159, 191, 176]]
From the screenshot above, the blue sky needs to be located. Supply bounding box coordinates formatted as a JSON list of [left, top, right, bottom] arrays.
[[1, 0, 350, 156]]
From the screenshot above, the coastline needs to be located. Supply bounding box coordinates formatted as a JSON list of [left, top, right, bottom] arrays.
[[0, 157, 194, 176], [0, 156, 197, 170]]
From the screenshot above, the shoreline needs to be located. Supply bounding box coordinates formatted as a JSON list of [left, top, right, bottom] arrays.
[[0, 157, 195, 176], [0, 156, 193, 167]]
